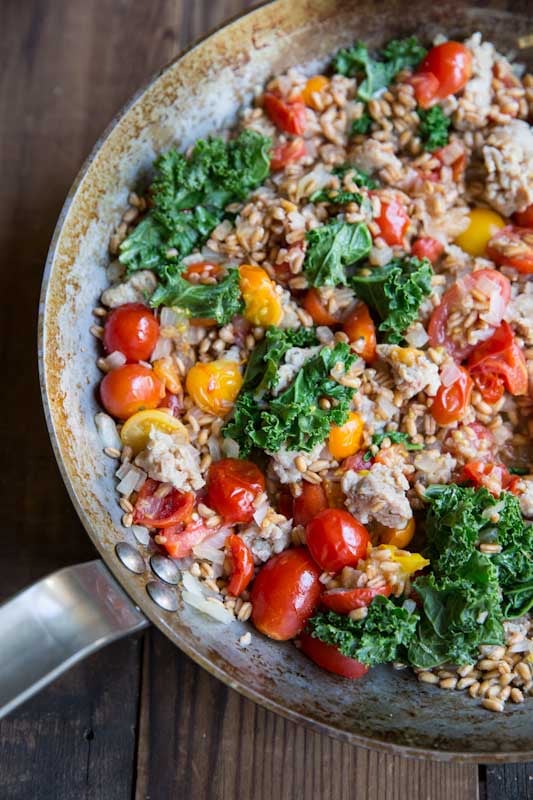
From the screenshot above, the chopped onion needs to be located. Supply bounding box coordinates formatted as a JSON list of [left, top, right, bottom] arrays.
[[182, 590, 234, 624], [182, 571, 207, 597], [192, 543, 226, 564], [160, 307, 179, 327], [509, 640, 533, 653], [476, 274, 500, 297], [115, 461, 132, 480], [95, 412, 122, 451], [404, 323, 429, 348], [253, 499, 270, 526], [131, 525, 150, 545], [441, 361, 462, 387], [201, 527, 232, 550], [150, 336, 172, 360], [222, 437, 240, 458], [117, 465, 146, 496], [207, 436, 222, 461], [402, 598, 417, 614], [480, 290, 505, 325], [103, 350, 127, 371]]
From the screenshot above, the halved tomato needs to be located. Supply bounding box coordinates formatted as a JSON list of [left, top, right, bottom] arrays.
[[263, 91, 307, 135], [461, 461, 520, 497], [161, 520, 219, 559], [466, 321, 528, 402], [293, 482, 328, 527], [270, 138, 307, 170], [486, 226, 533, 275], [226, 534, 255, 597], [299, 632, 369, 679], [321, 584, 391, 614], [431, 366, 473, 425], [301, 288, 343, 326], [133, 478, 194, 529]]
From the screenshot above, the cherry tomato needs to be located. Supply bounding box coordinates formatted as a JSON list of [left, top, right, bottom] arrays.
[[100, 364, 165, 420], [301, 75, 330, 108], [270, 138, 307, 170], [185, 360, 243, 417], [416, 42, 472, 107], [103, 303, 159, 363], [263, 91, 307, 135], [428, 268, 511, 361], [454, 208, 505, 258], [161, 520, 217, 559], [374, 197, 410, 246], [158, 392, 184, 417], [133, 478, 194, 528], [250, 548, 321, 640], [376, 518, 416, 549], [306, 509, 370, 573], [299, 632, 369, 679], [486, 226, 533, 275], [410, 71, 440, 108], [434, 144, 467, 181], [342, 302, 377, 362], [301, 288, 342, 326], [239, 264, 283, 326], [206, 458, 265, 523], [461, 461, 519, 497], [321, 585, 391, 614], [342, 452, 370, 472], [411, 237, 444, 263], [328, 412, 364, 461], [431, 366, 473, 425], [513, 204, 533, 228], [226, 534, 255, 597], [183, 261, 224, 281], [277, 487, 294, 519], [467, 321, 528, 402], [293, 482, 328, 527]]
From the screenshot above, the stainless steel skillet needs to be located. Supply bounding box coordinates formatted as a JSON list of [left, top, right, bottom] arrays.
[[1, 0, 532, 761]]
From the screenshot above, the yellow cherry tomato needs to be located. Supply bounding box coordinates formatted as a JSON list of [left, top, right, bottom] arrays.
[[239, 265, 283, 326], [377, 543, 429, 575], [328, 412, 364, 460], [153, 356, 182, 395], [302, 75, 330, 109], [376, 518, 415, 549], [185, 360, 243, 417], [120, 409, 188, 454], [455, 208, 506, 257]]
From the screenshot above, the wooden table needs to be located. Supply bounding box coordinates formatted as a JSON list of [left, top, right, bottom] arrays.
[[0, 2, 531, 797]]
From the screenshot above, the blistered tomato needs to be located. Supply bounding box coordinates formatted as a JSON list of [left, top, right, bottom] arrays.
[[100, 364, 165, 420], [239, 264, 283, 326], [455, 208, 506, 257], [328, 412, 364, 460], [103, 303, 159, 363], [306, 509, 370, 573], [206, 458, 265, 523], [185, 360, 243, 416]]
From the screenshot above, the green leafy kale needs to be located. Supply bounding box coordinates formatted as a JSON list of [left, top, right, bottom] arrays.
[[308, 596, 419, 667], [238, 326, 317, 398], [418, 106, 451, 152], [350, 256, 433, 343], [118, 130, 271, 283], [149, 265, 243, 324], [333, 37, 427, 101], [303, 221, 372, 286], [309, 188, 363, 205], [363, 431, 423, 461], [332, 164, 378, 189], [509, 467, 529, 476], [351, 112, 373, 135], [224, 339, 358, 455]]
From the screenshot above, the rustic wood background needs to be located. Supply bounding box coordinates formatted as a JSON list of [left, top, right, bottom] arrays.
[[0, 1, 532, 798]]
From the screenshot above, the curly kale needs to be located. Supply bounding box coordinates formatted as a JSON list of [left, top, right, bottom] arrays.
[[303, 221, 372, 286], [418, 106, 451, 152], [334, 37, 426, 101]]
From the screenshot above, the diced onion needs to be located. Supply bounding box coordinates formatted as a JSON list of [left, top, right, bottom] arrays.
[[131, 525, 150, 545], [103, 350, 127, 371], [116, 465, 146, 496], [222, 437, 240, 458], [476, 274, 500, 297], [192, 544, 226, 564], [253, 499, 270, 526], [480, 291, 505, 325], [95, 412, 122, 451], [150, 336, 172, 360], [182, 571, 207, 597], [160, 307, 179, 327], [207, 436, 222, 461], [181, 590, 234, 624], [201, 528, 232, 550], [404, 323, 429, 348], [441, 361, 462, 387]]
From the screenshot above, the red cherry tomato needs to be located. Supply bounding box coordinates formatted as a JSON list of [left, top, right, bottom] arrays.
[[461, 461, 520, 497], [342, 302, 377, 363], [431, 366, 473, 425], [513, 204, 533, 229], [321, 584, 391, 614], [133, 478, 194, 528], [250, 548, 321, 640], [161, 520, 218, 559], [100, 364, 165, 420], [226, 534, 255, 597], [299, 632, 369, 679], [301, 288, 342, 325], [410, 71, 440, 108], [428, 269, 511, 361], [411, 237, 444, 264], [486, 226, 533, 275], [434, 145, 466, 181], [467, 321, 528, 402], [270, 138, 307, 170], [416, 42, 472, 107], [263, 91, 307, 135], [103, 303, 159, 363], [306, 509, 370, 573], [342, 451, 370, 472], [158, 391, 184, 417], [206, 458, 265, 523], [293, 482, 328, 527], [374, 197, 410, 246]]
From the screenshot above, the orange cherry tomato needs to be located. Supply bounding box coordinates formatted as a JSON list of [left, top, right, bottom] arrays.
[[185, 360, 243, 417], [270, 138, 307, 170], [299, 632, 369, 679], [306, 509, 370, 573], [342, 302, 377, 362], [374, 197, 410, 246], [133, 478, 194, 528], [301, 288, 342, 325], [239, 264, 283, 326], [328, 412, 364, 461], [431, 366, 473, 425], [301, 75, 330, 108], [375, 518, 416, 549], [183, 261, 224, 281], [513, 204, 533, 228], [410, 71, 440, 108], [103, 303, 159, 363], [206, 458, 265, 523], [411, 237, 444, 263], [226, 534, 255, 597], [250, 548, 321, 640], [415, 42, 472, 107], [100, 364, 165, 420], [263, 91, 307, 135], [461, 461, 520, 497], [320, 585, 391, 614], [293, 482, 328, 527], [467, 321, 528, 403], [486, 226, 533, 275]]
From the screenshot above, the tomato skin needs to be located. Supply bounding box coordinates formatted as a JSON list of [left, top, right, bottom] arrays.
[[161, 520, 217, 559], [513, 204, 533, 228], [410, 72, 440, 108], [321, 585, 391, 614], [299, 632, 369, 679], [226, 534, 255, 597], [133, 479, 195, 528], [270, 138, 307, 170], [417, 42, 472, 106], [301, 288, 342, 325], [376, 518, 416, 549], [374, 197, 410, 246], [100, 364, 165, 420], [486, 226, 533, 274], [328, 412, 364, 461], [250, 548, 322, 641], [293, 482, 328, 526], [467, 321, 528, 401], [342, 302, 377, 362], [103, 303, 159, 363], [263, 91, 307, 135], [431, 366, 473, 425], [183, 261, 224, 281], [461, 461, 520, 497], [206, 458, 265, 523], [306, 509, 370, 573], [411, 237, 444, 263]]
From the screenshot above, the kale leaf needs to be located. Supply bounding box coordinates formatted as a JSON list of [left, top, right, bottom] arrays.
[[332, 164, 378, 189], [304, 221, 372, 286], [418, 106, 451, 152], [363, 431, 423, 461], [309, 188, 363, 205], [240, 326, 317, 398], [149, 265, 243, 325], [308, 596, 419, 667], [350, 256, 433, 343], [351, 112, 373, 135]]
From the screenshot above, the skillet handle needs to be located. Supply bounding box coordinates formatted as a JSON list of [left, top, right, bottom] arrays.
[[0, 560, 148, 718]]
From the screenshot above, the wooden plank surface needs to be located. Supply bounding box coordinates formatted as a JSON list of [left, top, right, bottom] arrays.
[[0, 1, 524, 797]]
